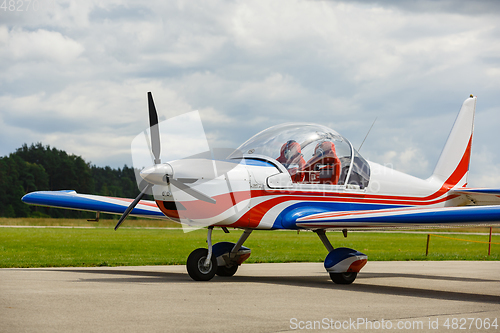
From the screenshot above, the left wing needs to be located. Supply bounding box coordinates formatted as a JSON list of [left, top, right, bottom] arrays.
[[293, 205, 500, 229], [22, 190, 167, 219]]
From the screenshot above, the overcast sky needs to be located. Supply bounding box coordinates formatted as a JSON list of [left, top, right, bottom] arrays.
[[1, 0, 500, 187]]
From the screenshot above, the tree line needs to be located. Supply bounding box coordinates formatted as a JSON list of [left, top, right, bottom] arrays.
[[0, 143, 143, 218]]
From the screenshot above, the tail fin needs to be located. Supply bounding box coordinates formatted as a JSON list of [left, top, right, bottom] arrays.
[[430, 96, 476, 188]]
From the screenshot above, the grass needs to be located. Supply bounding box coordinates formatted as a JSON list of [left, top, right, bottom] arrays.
[[0, 217, 181, 228], [0, 218, 498, 268]]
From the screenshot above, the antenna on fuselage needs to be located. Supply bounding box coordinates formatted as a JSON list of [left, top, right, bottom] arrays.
[[358, 117, 377, 152]]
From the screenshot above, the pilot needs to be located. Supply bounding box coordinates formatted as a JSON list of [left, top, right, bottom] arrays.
[[303, 141, 341, 184], [276, 140, 305, 182]]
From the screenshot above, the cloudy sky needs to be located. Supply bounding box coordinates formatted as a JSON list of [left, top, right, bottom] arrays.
[[1, 0, 500, 186]]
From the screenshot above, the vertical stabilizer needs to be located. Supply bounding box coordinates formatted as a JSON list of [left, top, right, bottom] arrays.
[[430, 96, 476, 187]]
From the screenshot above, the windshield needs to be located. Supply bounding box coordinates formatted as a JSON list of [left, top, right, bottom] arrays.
[[232, 123, 370, 188]]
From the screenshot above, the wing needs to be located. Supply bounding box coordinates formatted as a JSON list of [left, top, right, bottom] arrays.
[[22, 190, 168, 219], [292, 205, 500, 229], [449, 188, 500, 206]]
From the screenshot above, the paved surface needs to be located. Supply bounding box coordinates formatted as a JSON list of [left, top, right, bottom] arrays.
[[1, 262, 499, 332]]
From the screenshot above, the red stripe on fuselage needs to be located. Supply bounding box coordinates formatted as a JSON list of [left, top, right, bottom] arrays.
[[156, 190, 251, 220], [228, 192, 459, 228], [157, 137, 471, 226]]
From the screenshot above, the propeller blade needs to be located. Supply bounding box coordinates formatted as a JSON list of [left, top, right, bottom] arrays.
[[115, 183, 153, 230], [148, 92, 161, 164], [169, 178, 216, 204]]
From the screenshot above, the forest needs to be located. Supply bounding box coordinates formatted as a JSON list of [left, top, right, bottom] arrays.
[[0, 143, 143, 218]]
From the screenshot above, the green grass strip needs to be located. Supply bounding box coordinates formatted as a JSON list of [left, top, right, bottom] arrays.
[[0, 228, 498, 268]]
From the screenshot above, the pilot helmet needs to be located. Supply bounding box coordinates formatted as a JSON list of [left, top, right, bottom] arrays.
[[314, 141, 335, 157], [281, 140, 301, 160]]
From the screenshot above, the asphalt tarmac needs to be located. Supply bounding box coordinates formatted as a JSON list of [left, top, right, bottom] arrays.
[[1, 261, 499, 333]]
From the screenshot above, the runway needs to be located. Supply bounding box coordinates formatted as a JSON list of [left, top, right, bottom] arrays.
[[1, 261, 499, 332]]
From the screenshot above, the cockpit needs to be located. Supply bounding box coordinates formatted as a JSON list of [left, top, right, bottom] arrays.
[[232, 123, 371, 189]]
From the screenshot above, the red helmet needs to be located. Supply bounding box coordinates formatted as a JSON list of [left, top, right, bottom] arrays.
[[314, 141, 335, 157], [280, 140, 302, 160]]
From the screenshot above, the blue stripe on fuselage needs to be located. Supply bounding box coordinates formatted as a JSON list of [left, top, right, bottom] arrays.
[[272, 201, 406, 229]]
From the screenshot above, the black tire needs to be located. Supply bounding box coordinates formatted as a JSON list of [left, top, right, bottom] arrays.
[[329, 272, 357, 285], [186, 248, 217, 281], [216, 264, 239, 277]]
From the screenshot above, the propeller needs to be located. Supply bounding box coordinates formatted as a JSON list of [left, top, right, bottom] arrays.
[[115, 93, 160, 230], [168, 178, 216, 204], [114, 181, 152, 231], [148, 92, 161, 165], [115, 92, 216, 230]]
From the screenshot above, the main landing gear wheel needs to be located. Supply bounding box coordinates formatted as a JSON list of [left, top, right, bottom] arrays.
[[216, 264, 239, 277], [329, 272, 357, 285], [187, 248, 217, 281]]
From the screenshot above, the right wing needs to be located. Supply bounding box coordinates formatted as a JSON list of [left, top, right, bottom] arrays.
[[292, 205, 500, 229]]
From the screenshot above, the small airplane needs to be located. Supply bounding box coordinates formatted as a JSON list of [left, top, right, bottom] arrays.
[[22, 93, 500, 284]]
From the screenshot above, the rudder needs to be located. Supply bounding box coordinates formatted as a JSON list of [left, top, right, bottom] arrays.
[[430, 96, 476, 188]]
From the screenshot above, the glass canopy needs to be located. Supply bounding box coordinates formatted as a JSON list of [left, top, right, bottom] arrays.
[[233, 123, 370, 188]]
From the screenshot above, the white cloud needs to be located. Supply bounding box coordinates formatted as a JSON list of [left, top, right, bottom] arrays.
[[0, 0, 499, 187], [0, 28, 84, 63], [469, 146, 500, 187], [376, 146, 429, 178], [0, 79, 197, 166]]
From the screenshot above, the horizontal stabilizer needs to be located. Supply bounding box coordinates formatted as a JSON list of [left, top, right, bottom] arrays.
[[294, 205, 500, 229], [450, 188, 500, 196], [449, 188, 500, 206], [22, 190, 166, 219]]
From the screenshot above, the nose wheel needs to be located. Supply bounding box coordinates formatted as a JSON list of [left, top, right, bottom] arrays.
[[186, 227, 252, 281], [186, 248, 217, 281]]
